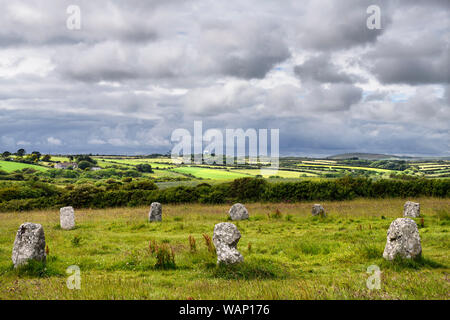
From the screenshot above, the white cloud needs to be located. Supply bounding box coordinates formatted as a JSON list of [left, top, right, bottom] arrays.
[[0, 0, 447, 156], [17, 140, 31, 146], [47, 137, 62, 145]]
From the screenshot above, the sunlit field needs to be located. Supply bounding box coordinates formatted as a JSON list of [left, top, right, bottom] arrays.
[[0, 198, 448, 300], [0, 160, 48, 173]]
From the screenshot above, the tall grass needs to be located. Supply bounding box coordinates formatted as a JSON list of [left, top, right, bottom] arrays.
[[0, 198, 448, 299]]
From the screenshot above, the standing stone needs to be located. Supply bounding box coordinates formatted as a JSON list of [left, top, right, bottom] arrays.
[[228, 203, 249, 221], [60, 206, 76, 230], [383, 218, 422, 261], [12, 223, 46, 268], [403, 201, 420, 218], [149, 202, 162, 222], [312, 204, 326, 217], [213, 222, 243, 264]]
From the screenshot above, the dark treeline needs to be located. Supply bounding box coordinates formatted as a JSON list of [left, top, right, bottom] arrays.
[[0, 177, 449, 212]]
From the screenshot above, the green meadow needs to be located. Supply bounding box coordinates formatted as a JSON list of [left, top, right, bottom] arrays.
[[0, 160, 48, 173], [95, 158, 176, 169], [296, 163, 392, 173], [231, 168, 318, 178], [0, 198, 448, 299], [170, 166, 251, 180]]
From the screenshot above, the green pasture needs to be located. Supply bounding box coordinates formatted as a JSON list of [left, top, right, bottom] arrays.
[[0, 161, 48, 173], [0, 198, 448, 299]]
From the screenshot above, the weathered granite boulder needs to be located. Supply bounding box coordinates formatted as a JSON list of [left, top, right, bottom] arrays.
[[312, 204, 326, 217], [213, 222, 243, 264], [12, 223, 46, 268], [228, 203, 249, 221], [383, 218, 422, 261], [149, 202, 162, 222], [60, 206, 76, 230], [403, 201, 420, 218]]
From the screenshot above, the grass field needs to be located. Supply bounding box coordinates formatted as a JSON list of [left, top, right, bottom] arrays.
[[48, 156, 71, 163], [231, 169, 318, 178], [0, 198, 448, 299], [3, 156, 448, 180], [296, 163, 392, 173], [171, 166, 251, 180], [0, 160, 48, 173], [96, 158, 175, 169], [149, 169, 188, 179]]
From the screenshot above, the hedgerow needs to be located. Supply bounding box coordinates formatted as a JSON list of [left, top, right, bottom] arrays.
[[0, 177, 448, 212]]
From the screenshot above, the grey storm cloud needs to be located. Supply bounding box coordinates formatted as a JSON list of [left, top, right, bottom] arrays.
[[294, 55, 361, 84], [362, 1, 450, 85], [206, 20, 291, 79], [294, 0, 393, 51], [366, 42, 449, 85], [0, 1, 153, 46], [0, 0, 448, 157]]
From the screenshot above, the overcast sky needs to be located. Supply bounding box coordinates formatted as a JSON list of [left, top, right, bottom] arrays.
[[0, 0, 448, 157]]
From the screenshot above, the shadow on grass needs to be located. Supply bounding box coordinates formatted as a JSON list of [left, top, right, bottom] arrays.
[[381, 255, 447, 271], [2, 257, 64, 278], [206, 258, 289, 280]]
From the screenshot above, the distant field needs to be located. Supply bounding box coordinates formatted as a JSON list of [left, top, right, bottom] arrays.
[[149, 169, 187, 179], [95, 157, 175, 163], [95, 158, 175, 169], [296, 163, 392, 173], [0, 160, 48, 173], [2, 156, 449, 181], [0, 198, 448, 299], [419, 165, 450, 169], [231, 168, 318, 178], [415, 162, 450, 177], [301, 160, 337, 165], [49, 156, 71, 162], [171, 166, 251, 180]]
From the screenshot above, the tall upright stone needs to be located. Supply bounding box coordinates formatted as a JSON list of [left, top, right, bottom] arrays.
[[149, 202, 162, 222], [213, 222, 243, 264], [403, 201, 420, 218], [12, 223, 46, 268], [60, 206, 76, 230], [312, 204, 326, 217], [383, 218, 422, 261], [228, 203, 249, 221]]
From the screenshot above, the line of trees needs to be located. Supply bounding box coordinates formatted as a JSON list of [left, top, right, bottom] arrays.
[[0, 177, 448, 212], [1, 149, 52, 163]]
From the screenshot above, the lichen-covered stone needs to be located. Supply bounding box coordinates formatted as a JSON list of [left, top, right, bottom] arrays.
[[213, 222, 243, 264], [149, 202, 162, 222], [12, 223, 46, 268], [312, 204, 326, 217], [383, 218, 422, 261], [403, 201, 420, 218], [60, 206, 76, 230], [228, 203, 249, 221]]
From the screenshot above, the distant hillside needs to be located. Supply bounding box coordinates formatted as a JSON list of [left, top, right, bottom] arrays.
[[327, 153, 410, 160]]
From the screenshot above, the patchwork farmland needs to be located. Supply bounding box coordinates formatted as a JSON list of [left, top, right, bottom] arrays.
[[0, 153, 449, 301], [1, 198, 449, 299]]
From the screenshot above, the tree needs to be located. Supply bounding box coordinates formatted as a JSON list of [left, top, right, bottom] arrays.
[[16, 149, 26, 157], [2, 151, 11, 158], [42, 154, 52, 162], [31, 151, 41, 161], [77, 160, 93, 170], [28, 153, 40, 163], [75, 155, 97, 165], [135, 163, 153, 173]]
